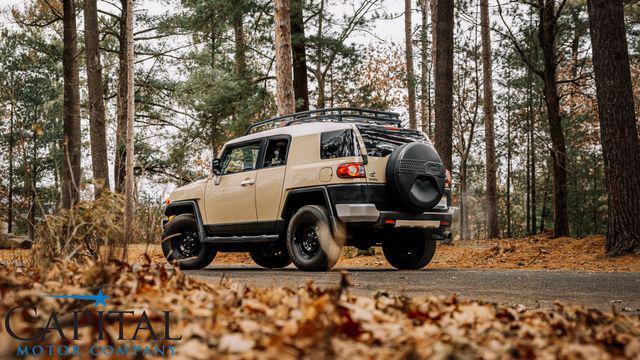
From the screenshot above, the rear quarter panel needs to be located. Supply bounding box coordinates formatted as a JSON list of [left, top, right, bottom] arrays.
[[279, 133, 367, 217]]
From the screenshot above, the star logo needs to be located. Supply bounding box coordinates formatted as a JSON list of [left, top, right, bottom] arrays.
[[47, 289, 109, 307]]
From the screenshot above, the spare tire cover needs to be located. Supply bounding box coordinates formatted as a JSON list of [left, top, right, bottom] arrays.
[[385, 142, 446, 212]]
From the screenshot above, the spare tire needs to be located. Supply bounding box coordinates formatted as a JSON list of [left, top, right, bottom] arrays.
[[385, 142, 446, 212]]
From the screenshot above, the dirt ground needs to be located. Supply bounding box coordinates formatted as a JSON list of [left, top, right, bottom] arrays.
[[3, 234, 637, 272]]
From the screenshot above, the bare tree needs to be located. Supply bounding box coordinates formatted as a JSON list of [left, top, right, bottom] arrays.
[[434, 0, 454, 171], [587, 0, 640, 255], [274, 0, 296, 115], [480, 0, 499, 238], [84, 0, 110, 197], [313, 0, 378, 108], [405, 0, 417, 129], [61, 0, 82, 208], [123, 0, 136, 253], [497, 0, 570, 237]]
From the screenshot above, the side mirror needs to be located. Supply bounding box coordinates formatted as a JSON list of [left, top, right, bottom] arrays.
[[212, 158, 222, 175]]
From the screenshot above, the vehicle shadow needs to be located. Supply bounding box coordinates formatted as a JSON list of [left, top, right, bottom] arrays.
[[196, 266, 447, 273]]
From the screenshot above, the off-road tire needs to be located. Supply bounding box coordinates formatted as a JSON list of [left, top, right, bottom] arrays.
[[249, 241, 292, 268], [286, 205, 341, 271], [382, 231, 436, 270], [162, 214, 216, 270]]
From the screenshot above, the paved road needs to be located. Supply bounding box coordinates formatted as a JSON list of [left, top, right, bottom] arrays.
[[187, 266, 640, 314]]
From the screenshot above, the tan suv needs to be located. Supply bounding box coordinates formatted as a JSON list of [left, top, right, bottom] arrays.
[[161, 108, 454, 271]]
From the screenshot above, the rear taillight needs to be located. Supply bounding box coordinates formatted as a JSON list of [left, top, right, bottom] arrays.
[[445, 169, 452, 187], [336, 163, 366, 178]]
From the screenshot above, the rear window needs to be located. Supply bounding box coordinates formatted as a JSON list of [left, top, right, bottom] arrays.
[[356, 125, 429, 157], [320, 129, 356, 159]]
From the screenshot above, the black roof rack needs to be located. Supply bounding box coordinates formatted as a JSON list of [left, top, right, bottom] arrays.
[[244, 107, 402, 135]]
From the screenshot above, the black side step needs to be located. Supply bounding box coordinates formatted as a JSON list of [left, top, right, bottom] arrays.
[[204, 235, 278, 244]]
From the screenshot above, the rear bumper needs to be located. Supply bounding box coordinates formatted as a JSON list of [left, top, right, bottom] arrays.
[[335, 203, 454, 228]]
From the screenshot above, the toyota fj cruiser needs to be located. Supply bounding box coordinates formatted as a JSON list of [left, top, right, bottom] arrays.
[[161, 108, 454, 271]]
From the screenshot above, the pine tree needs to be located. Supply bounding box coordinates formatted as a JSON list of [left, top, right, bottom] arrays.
[[588, 0, 640, 255]]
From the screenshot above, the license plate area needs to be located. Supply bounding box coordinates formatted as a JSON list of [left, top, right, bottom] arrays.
[[395, 220, 440, 228]]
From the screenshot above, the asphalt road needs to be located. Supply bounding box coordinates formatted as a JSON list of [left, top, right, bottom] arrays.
[[186, 266, 640, 315]]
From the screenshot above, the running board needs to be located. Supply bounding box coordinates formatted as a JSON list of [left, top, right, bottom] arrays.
[[204, 235, 278, 244]]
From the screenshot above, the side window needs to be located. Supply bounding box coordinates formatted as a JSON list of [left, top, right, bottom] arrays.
[[264, 138, 289, 168], [221, 142, 261, 175], [320, 129, 355, 159]]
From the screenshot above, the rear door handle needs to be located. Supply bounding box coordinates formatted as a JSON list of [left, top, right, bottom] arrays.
[[240, 178, 255, 186]]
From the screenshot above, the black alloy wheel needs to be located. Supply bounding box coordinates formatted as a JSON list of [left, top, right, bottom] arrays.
[[161, 213, 217, 270], [173, 230, 201, 258], [295, 224, 321, 260]]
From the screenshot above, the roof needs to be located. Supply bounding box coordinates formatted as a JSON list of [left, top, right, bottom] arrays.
[[227, 122, 354, 145]]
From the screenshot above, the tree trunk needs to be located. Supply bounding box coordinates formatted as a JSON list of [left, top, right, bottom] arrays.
[[84, 0, 110, 197], [123, 0, 136, 255], [430, 0, 437, 74], [538, 0, 569, 238], [405, 0, 417, 129], [420, 0, 431, 135], [8, 80, 14, 234], [480, 0, 498, 238], [592, 156, 599, 234], [114, 0, 128, 194], [526, 116, 531, 233], [434, 0, 454, 170], [459, 158, 470, 240], [274, 0, 296, 115], [233, 8, 247, 78], [290, 0, 309, 112], [530, 102, 537, 234], [540, 170, 550, 232], [315, 0, 325, 109], [61, 0, 82, 209], [587, 0, 640, 255], [506, 103, 512, 238], [29, 113, 37, 240]]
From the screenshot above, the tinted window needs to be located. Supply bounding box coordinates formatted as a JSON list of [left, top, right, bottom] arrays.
[[264, 138, 289, 167], [356, 125, 429, 157], [221, 141, 261, 174], [320, 129, 355, 159]]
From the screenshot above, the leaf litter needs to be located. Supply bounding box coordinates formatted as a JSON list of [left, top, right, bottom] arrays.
[[1, 261, 639, 359]]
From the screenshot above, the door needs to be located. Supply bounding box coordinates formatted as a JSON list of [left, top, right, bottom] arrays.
[[204, 140, 262, 228], [255, 137, 290, 224]]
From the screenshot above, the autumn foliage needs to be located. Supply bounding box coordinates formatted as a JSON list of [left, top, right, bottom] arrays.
[[1, 261, 639, 359]]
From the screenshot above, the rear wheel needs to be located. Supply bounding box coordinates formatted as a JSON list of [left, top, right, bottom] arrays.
[[161, 214, 216, 270], [286, 205, 342, 271], [249, 240, 292, 268], [382, 231, 436, 270]]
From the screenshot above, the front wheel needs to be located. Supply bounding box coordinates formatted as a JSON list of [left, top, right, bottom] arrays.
[[250, 241, 292, 269], [382, 231, 436, 270], [161, 214, 216, 270], [286, 205, 342, 271]]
